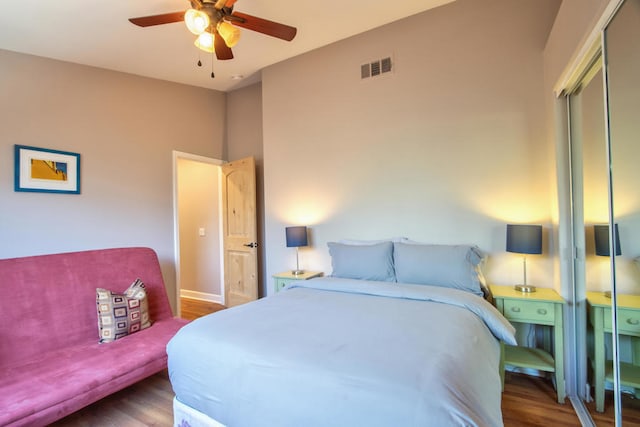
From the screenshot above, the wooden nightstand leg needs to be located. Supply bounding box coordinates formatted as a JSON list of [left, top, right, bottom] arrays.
[[500, 341, 505, 391]]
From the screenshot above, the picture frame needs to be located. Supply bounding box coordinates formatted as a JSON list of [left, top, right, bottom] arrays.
[[14, 145, 81, 194]]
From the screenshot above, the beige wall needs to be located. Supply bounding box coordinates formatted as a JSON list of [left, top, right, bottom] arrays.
[[177, 158, 222, 298], [0, 49, 226, 312], [544, 0, 612, 89], [541, 0, 611, 298], [226, 83, 266, 295], [1, 0, 619, 305], [261, 0, 561, 294]]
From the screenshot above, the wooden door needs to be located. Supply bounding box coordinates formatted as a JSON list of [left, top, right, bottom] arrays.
[[221, 157, 258, 307]]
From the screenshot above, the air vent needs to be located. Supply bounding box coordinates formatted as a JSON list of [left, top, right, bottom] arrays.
[[381, 57, 392, 73], [371, 60, 381, 76], [360, 56, 393, 80], [361, 64, 370, 79]]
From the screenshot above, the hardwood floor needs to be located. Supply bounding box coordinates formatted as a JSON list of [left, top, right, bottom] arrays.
[[501, 372, 581, 426], [50, 370, 174, 427], [179, 297, 226, 321], [50, 300, 628, 426], [51, 370, 587, 426], [584, 389, 640, 426]]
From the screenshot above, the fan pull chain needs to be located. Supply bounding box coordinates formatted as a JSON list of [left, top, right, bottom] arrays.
[[197, 49, 202, 67], [210, 49, 215, 78]]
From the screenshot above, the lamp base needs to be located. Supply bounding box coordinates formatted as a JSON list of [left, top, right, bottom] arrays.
[[514, 284, 536, 293], [292, 269, 305, 276]]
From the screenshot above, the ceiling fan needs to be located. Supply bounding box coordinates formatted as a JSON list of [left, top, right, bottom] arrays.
[[129, 0, 297, 61]]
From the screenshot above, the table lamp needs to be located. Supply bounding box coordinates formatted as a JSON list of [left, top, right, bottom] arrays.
[[286, 226, 308, 275], [506, 224, 542, 293]]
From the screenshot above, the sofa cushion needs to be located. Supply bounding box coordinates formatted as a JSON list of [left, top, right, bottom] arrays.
[[0, 247, 175, 368], [97, 279, 151, 343], [0, 318, 187, 427]]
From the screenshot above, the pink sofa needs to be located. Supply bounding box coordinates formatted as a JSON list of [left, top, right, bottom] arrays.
[[0, 247, 188, 427]]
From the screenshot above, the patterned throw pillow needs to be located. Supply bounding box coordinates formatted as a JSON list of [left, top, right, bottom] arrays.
[[96, 278, 151, 343]]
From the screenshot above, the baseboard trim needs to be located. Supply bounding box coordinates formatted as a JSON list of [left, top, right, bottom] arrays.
[[180, 289, 223, 304]]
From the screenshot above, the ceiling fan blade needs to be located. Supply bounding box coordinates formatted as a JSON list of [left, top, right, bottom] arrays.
[[215, 33, 234, 60], [129, 12, 185, 27], [229, 12, 297, 41]]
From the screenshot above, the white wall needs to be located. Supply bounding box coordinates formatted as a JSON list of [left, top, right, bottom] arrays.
[[261, 0, 561, 294], [177, 158, 222, 298], [0, 49, 226, 312]]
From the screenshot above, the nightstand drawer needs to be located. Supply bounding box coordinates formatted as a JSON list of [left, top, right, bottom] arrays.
[[272, 271, 323, 293], [605, 308, 640, 336], [503, 300, 555, 324], [275, 278, 294, 292]]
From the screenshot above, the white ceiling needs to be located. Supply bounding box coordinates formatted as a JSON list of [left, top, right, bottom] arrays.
[[0, 0, 454, 92]]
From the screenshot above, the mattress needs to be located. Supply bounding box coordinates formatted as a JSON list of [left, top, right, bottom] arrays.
[[167, 277, 516, 427]]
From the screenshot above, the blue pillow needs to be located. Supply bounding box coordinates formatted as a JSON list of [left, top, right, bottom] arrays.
[[327, 241, 395, 282], [393, 243, 485, 296]]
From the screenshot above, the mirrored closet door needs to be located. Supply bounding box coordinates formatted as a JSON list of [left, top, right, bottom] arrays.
[[606, 0, 640, 423], [568, 55, 614, 425], [567, 0, 640, 425]]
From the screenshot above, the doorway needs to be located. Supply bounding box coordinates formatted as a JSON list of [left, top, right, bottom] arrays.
[[173, 151, 225, 317]]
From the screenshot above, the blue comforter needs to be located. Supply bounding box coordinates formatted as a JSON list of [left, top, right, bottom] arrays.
[[167, 277, 516, 427]]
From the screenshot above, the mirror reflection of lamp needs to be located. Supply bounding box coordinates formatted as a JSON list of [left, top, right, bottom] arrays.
[[594, 224, 622, 298], [594, 224, 622, 256], [506, 224, 542, 293]]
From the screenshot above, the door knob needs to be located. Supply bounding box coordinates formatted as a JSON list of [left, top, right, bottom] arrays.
[[243, 242, 258, 248]]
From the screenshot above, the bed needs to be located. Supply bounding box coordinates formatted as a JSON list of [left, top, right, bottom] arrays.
[[167, 241, 517, 427]]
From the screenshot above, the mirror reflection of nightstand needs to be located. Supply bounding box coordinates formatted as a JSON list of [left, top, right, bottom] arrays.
[[272, 271, 322, 293], [587, 291, 640, 412]]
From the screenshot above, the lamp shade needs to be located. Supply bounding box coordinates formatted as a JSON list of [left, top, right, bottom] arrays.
[[286, 226, 308, 248], [594, 224, 622, 256], [185, 9, 210, 35], [217, 21, 241, 47], [194, 32, 215, 53], [506, 224, 542, 255]]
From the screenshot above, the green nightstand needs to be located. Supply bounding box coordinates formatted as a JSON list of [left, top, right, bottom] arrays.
[[490, 284, 566, 404], [272, 271, 322, 293]]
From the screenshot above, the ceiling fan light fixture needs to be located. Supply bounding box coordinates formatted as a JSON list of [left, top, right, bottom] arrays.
[[194, 32, 215, 53], [217, 21, 241, 47], [185, 9, 210, 35]]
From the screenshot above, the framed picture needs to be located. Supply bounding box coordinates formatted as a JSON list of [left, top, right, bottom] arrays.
[[14, 145, 81, 194]]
